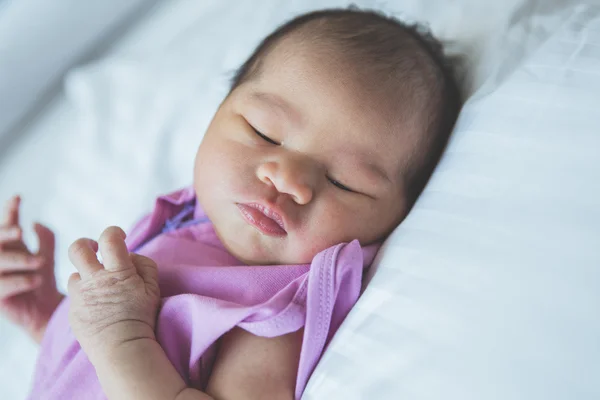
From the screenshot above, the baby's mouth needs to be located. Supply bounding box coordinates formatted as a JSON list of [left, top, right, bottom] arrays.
[[236, 203, 287, 237]]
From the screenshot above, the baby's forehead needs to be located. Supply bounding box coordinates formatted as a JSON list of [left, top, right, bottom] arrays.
[[261, 37, 422, 117], [251, 56, 410, 134]]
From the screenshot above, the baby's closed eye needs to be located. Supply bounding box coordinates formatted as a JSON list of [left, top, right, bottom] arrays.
[[251, 124, 280, 145], [248, 122, 360, 194]]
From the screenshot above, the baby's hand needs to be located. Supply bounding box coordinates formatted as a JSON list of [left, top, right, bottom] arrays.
[[67, 226, 160, 363], [0, 195, 63, 343]]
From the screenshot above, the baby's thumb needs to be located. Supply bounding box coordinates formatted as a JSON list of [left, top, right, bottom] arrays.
[[34, 223, 55, 259]]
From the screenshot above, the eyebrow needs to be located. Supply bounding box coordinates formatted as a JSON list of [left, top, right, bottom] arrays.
[[250, 92, 304, 127]]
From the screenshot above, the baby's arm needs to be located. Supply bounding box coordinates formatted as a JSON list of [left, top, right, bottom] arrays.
[[67, 227, 213, 400], [206, 327, 302, 400], [92, 328, 302, 400], [93, 337, 214, 400], [68, 227, 300, 400], [93, 328, 301, 400]]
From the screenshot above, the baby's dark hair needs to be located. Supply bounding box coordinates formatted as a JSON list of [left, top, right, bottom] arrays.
[[230, 7, 461, 210]]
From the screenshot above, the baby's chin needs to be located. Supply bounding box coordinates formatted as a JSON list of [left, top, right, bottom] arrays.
[[215, 225, 318, 266], [212, 227, 279, 265], [238, 244, 326, 266], [225, 244, 300, 266]]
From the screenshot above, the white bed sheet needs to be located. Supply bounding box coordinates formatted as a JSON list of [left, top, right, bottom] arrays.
[[0, 0, 587, 399]]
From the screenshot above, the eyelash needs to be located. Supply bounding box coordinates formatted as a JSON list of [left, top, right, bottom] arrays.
[[252, 127, 280, 145], [327, 177, 353, 192], [251, 125, 354, 193]]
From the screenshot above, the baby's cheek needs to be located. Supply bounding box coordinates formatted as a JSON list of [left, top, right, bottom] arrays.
[[313, 202, 368, 242], [292, 219, 341, 264], [197, 142, 234, 185]]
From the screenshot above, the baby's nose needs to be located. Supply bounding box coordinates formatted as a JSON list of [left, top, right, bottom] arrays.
[[257, 158, 316, 205]]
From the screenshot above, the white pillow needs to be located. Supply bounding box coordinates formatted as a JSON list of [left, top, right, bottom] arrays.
[[0, 0, 156, 139], [304, 3, 600, 399]]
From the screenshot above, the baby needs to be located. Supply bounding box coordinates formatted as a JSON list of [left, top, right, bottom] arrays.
[[0, 7, 460, 400]]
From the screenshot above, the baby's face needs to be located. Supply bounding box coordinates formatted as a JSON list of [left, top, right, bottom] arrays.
[[194, 44, 415, 265]]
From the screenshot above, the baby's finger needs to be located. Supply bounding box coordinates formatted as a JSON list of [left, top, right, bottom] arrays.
[[0, 272, 41, 298], [98, 226, 133, 272], [0, 251, 43, 272], [67, 272, 81, 295], [0, 226, 21, 244], [130, 253, 159, 290], [34, 223, 55, 259], [2, 195, 20, 227], [68, 239, 103, 279]]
